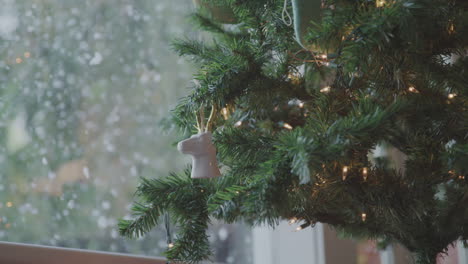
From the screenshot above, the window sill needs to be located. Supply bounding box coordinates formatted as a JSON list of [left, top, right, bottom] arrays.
[[0, 241, 166, 264]]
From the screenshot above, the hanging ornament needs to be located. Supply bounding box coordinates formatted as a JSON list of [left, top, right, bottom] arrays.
[[177, 104, 221, 179], [290, 0, 322, 47], [192, 0, 237, 24]]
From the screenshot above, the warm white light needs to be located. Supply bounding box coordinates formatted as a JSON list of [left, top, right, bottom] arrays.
[[408, 86, 419, 93], [222, 107, 229, 120], [376, 0, 386, 7], [289, 218, 297, 224], [362, 167, 368, 181], [234, 120, 242, 127], [361, 213, 367, 222], [296, 226, 303, 231], [15, 58, 22, 64], [168, 243, 174, 248], [320, 54, 327, 60], [342, 166, 349, 181], [298, 102, 304, 108], [448, 93, 457, 99], [6, 202, 13, 208], [459, 175, 465, 180], [24, 52, 31, 58], [320, 86, 331, 93], [283, 123, 293, 130], [448, 23, 455, 34]]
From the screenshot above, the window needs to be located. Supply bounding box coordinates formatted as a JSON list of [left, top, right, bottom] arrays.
[[0, 1, 251, 262]]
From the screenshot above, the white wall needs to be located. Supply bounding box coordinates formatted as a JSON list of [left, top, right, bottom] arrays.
[[252, 221, 325, 264]]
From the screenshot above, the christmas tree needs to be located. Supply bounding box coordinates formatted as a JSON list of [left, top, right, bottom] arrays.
[[119, 0, 468, 263]]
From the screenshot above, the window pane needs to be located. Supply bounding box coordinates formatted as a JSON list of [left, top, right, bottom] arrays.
[[0, 0, 252, 262]]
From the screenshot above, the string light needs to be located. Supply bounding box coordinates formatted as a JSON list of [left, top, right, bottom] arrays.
[[459, 175, 465, 180], [362, 167, 368, 181], [168, 243, 174, 248], [200, 189, 204, 193], [376, 0, 386, 7], [24, 52, 31, 58], [361, 213, 367, 222], [319, 54, 327, 60], [221, 108, 229, 120], [298, 102, 304, 108], [342, 166, 349, 181], [448, 22, 455, 34], [234, 120, 242, 127], [283, 123, 293, 130], [320, 86, 331, 93], [448, 93, 457, 99], [408, 86, 419, 93], [6, 202, 13, 208], [289, 217, 297, 224], [15, 58, 23, 64], [296, 226, 303, 231]]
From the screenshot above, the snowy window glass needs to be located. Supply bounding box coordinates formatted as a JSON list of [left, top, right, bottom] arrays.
[[0, 0, 251, 262]]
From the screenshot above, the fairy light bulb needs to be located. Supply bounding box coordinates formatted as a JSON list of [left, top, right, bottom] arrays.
[[376, 0, 385, 7], [234, 120, 242, 127], [342, 166, 349, 181], [289, 217, 297, 224], [15, 58, 22, 64], [448, 22, 455, 34], [459, 175, 465, 180], [296, 226, 303, 231], [448, 93, 457, 99], [6, 202, 13, 208], [361, 213, 367, 222], [298, 102, 304, 108], [24, 52, 31, 58], [319, 54, 327, 60], [222, 107, 229, 120], [320, 86, 331, 93], [362, 167, 368, 181], [408, 86, 419, 93], [283, 123, 293, 130], [168, 243, 174, 248]]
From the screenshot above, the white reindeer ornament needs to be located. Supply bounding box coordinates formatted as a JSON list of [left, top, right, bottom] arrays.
[[177, 105, 221, 179]]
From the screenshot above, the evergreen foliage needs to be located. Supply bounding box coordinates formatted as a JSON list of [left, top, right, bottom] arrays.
[[119, 0, 468, 263]]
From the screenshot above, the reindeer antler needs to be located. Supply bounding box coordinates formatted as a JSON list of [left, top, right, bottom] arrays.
[[195, 103, 217, 133], [205, 104, 216, 132]]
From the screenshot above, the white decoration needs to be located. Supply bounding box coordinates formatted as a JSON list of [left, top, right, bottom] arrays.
[[177, 131, 221, 179]]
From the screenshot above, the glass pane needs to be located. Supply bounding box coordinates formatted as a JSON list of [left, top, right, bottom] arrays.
[[0, 0, 251, 262]]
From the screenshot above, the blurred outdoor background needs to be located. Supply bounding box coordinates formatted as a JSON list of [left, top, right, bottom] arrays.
[[0, 0, 251, 263]]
